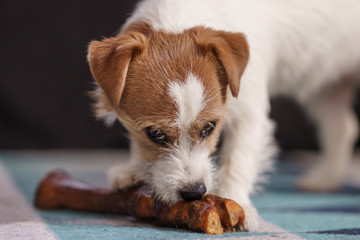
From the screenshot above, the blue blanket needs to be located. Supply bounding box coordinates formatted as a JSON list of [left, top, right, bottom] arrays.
[[1, 151, 359, 240]]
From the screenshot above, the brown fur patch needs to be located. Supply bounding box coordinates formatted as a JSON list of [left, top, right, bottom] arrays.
[[191, 26, 250, 97], [88, 31, 148, 105]]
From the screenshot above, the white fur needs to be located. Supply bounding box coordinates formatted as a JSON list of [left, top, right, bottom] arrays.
[[137, 140, 215, 204], [168, 73, 207, 128], [90, 87, 118, 126], [110, 0, 360, 230]]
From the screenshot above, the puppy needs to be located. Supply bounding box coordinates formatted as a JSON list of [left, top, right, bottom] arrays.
[[87, 0, 360, 230]]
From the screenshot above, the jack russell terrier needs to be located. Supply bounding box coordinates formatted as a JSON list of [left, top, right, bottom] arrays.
[[87, 0, 360, 230]]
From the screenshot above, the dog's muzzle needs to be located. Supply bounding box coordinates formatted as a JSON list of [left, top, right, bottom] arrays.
[[179, 182, 207, 201]]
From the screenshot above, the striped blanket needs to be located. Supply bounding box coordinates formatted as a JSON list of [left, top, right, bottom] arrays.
[[1, 150, 359, 240]]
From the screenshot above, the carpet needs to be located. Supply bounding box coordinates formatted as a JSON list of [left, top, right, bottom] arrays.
[[0, 150, 359, 240]]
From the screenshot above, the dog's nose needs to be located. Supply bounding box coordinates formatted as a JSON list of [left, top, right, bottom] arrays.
[[179, 183, 207, 201]]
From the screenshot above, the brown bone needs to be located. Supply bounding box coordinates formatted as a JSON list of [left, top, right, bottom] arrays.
[[34, 169, 245, 235]]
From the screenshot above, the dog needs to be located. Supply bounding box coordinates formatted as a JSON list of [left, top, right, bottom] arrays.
[[87, 0, 360, 230]]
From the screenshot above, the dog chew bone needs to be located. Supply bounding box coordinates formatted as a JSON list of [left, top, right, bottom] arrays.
[[34, 169, 245, 234]]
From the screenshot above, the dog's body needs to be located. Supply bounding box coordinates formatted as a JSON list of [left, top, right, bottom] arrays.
[[88, 0, 360, 230]]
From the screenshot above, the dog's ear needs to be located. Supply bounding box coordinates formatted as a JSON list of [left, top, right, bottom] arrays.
[[87, 32, 147, 106], [190, 27, 249, 98]]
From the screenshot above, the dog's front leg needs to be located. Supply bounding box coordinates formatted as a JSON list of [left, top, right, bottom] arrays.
[[108, 160, 139, 189], [107, 145, 142, 189], [108, 162, 139, 189], [217, 97, 276, 231]]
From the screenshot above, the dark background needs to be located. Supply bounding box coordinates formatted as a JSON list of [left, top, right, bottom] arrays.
[[1, 0, 358, 150]]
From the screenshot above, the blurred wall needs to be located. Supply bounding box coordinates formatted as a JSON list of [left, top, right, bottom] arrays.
[[0, 0, 138, 148], [0, 0, 358, 149]]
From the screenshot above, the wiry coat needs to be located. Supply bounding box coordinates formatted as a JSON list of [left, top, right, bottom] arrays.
[[88, 0, 360, 230]]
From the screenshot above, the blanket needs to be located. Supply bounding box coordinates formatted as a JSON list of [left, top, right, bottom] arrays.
[[0, 150, 359, 240]]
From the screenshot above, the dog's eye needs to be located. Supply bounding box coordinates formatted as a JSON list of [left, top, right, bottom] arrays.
[[146, 127, 168, 145], [200, 121, 216, 139]]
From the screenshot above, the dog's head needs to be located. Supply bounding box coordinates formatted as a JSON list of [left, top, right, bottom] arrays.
[[87, 23, 249, 204]]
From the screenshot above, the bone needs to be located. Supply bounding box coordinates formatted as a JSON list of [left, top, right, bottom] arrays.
[[34, 169, 245, 234]]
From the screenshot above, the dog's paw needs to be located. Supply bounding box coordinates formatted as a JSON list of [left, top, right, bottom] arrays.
[[297, 165, 342, 192], [239, 205, 259, 231], [107, 164, 136, 189]]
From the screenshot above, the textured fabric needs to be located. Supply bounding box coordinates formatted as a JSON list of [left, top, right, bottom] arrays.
[[1, 151, 359, 240], [0, 161, 57, 240]]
